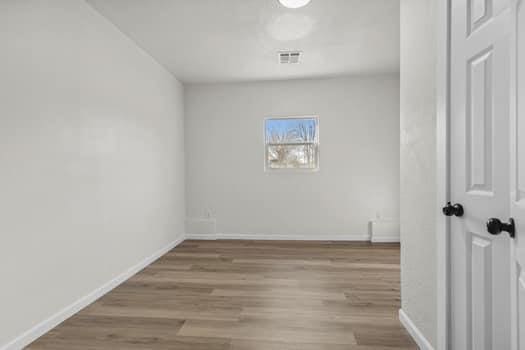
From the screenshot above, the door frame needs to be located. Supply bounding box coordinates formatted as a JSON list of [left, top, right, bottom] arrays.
[[436, 0, 451, 349]]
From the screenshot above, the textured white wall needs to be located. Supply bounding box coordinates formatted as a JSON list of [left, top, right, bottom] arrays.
[[185, 75, 400, 239], [400, 0, 437, 346], [0, 0, 185, 346]]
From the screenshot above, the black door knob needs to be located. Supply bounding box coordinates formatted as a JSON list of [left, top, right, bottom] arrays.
[[442, 202, 464, 217], [486, 218, 516, 238]]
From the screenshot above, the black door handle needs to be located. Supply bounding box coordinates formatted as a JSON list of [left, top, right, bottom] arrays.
[[442, 202, 464, 217], [486, 218, 515, 238]]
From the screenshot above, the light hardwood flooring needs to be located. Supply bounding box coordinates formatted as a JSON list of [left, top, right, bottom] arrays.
[[28, 240, 417, 349]]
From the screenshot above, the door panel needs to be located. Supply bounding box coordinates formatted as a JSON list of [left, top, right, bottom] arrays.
[[518, 271, 525, 349], [468, 0, 513, 35], [467, 48, 494, 194], [468, 0, 492, 34], [471, 236, 493, 350]]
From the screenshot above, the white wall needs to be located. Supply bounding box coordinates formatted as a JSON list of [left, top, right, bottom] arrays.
[[185, 75, 400, 239], [0, 1, 185, 347], [400, 0, 437, 346]]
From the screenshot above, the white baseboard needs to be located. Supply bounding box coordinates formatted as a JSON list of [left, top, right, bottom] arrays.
[[1, 235, 186, 350], [184, 233, 218, 240], [371, 236, 400, 243], [399, 309, 434, 350], [185, 233, 371, 241]]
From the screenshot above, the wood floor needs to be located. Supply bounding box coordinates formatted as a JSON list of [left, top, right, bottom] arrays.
[[28, 240, 417, 350]]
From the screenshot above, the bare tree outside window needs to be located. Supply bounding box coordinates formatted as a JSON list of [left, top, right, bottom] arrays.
[[265, 116, 319, 170]]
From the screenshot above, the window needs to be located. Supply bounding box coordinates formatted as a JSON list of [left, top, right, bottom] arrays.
[[265, 116, 319, 170]]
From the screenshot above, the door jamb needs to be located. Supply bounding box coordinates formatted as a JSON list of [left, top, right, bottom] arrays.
[[436, 0, 451, 349]]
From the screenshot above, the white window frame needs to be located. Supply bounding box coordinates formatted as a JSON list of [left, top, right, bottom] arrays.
[[263, 115, 320, 172]]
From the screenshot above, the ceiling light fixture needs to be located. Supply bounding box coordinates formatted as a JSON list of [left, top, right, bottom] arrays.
[[278, 0, 312, 9]]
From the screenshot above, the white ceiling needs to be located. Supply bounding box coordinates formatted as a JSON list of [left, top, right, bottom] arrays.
[[86, 0, 400, 84]]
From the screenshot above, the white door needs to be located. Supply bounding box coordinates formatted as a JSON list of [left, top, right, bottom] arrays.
[[511, 0, 525, 348], [450, 0, 515, 349]]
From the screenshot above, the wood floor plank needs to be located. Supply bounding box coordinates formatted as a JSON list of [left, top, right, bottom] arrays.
[[230, 339, 417, 350], [27, 240, 417, 349], [177, 319, 357, 345]]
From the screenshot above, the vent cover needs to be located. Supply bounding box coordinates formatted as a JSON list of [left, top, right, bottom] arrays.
[[279, 51, 301, 64]]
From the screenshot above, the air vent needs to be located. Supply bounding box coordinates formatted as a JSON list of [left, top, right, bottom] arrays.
[[279, 51, 301, 64]]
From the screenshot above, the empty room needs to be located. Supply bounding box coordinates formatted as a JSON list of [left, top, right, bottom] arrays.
[[2, 0, 524, 349]]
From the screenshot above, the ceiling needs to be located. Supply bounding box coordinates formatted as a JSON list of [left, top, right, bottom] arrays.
[[86, 0, 400, 84]]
